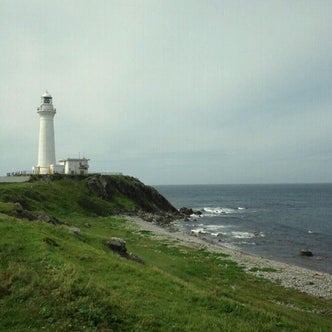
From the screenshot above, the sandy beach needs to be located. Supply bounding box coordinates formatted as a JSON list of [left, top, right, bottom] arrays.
[[125, 216, 332, 300]]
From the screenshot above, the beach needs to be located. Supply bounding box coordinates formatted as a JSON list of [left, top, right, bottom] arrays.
[[126, 216, 332, 300]]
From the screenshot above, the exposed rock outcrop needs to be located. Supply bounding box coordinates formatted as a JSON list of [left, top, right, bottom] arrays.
[[103, 237, 145, 264], [179, 207, 194, 216], [88, 175, 181, 223], [13, 202, 63, 225]]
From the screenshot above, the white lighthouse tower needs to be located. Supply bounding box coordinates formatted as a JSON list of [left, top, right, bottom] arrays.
[[32, 91, 89, 176], [33, 91, 62, 175]]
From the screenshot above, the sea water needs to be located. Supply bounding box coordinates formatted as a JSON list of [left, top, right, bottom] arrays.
[[154, 184, 332, 273]]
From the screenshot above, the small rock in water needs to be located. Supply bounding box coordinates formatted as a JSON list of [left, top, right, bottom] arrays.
[[300, 249, 313, 257], [179, 207, 194, 216]]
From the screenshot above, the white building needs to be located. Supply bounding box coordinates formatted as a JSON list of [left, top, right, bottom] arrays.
[[32, 91, 90, 175], [59, 158, 90, 175]]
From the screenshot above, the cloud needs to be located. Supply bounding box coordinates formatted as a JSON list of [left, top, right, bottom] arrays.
[[1, 0, 332, 183]]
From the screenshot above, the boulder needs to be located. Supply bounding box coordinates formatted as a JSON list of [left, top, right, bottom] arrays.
[[68, 227, 82, 236], [14, 202, 23, 211], [128, 253, 145, 264], [103, 237, 145, 264], [36, 213, 62, 225], [179, 207, 194, 216], [300, 249, 313, 257], [104, 237, 127, 254]]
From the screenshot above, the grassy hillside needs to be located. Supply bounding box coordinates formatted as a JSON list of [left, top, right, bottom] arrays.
[[0, 175, 178, 220], [0, 176, 331, 331]]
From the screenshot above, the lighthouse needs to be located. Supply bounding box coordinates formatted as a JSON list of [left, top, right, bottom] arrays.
[[33, 91, 63, 175], [32, 91, 89, 175]]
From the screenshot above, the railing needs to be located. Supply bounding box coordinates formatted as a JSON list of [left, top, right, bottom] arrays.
[[6, 171, 33, 176]]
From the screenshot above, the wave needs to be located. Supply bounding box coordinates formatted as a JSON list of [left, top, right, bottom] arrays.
[[191, 228, 209, 235], [190, 224, 226, 236], [189, 226, 265, 245], [231, 231, 255, 239], [198, 206, 246, 217]]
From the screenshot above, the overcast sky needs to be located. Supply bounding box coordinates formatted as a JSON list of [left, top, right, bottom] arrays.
[[1, 0, 331, 185]]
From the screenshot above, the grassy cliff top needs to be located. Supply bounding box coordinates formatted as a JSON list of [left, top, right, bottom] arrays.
[[0, 176, 331, 331], [0, 174, 179, 221]]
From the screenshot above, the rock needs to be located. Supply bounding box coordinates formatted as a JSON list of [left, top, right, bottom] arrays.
[[43, 237, 59, 247], [69, 227, 82, 236], [87, 177, 108, 199], [84, 223, 91, 228], [36, 213, 61, 225], [104, 237, 127, 253], [179, 207, 194, 216], [300, 249, 313, 257], [14, 208, 36, 221], [103, 237, 145, 264], [14, 202, 23, 211], [135, 210, 177, 225], [87, 175, 181, 219], [12, 204, 63, 225], [128, 253, 145, 264]]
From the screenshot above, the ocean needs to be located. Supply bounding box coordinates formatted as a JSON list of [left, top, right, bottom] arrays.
[[154, 184, 332, 273]]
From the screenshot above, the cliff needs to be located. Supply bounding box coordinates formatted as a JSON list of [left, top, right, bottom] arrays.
[[0, 174, 180, 223]]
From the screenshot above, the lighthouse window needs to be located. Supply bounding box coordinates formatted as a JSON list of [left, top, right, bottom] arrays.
[[43, 97, 51, 103]]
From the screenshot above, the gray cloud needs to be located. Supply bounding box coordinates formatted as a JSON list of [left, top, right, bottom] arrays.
[[1, 0, 332, 184]]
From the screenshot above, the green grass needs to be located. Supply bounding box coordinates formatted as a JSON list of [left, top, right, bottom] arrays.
[[0, 177, 331, 331], [0, 177, 136, 219], [1, 215, 331, 331]]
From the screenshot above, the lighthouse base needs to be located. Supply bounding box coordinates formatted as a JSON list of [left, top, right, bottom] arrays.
[[32, 164, 64, 175]]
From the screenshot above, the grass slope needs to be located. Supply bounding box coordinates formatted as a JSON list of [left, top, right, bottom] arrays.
[[0, 176, 136, 219], [0, 177, 331, 331]]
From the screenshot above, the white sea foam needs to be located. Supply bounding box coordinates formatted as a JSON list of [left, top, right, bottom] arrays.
[[231, 231, 255, 239], [211, 232, 226, 237], [191, 228, 208, 235], [204, 224, 226, 230], [202, 207, 237, 216]]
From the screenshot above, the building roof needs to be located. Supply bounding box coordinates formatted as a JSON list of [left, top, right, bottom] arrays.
[[59, 158, 90, 162], [42, 91, 52, 98]]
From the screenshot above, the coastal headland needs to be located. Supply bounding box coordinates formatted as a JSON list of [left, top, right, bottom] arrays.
[[0, 175, 331, 330]]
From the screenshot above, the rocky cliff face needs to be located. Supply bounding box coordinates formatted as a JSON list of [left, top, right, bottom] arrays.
[[0, 174, 181, 224], [87, 175, 181, 223]]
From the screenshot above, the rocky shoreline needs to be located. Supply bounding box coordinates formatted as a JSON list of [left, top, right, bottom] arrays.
[[124, 215, 332, 300]]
